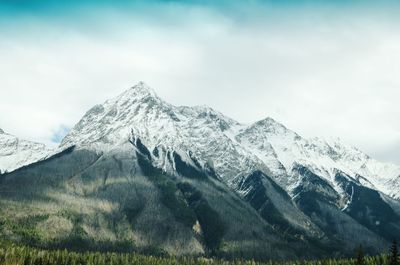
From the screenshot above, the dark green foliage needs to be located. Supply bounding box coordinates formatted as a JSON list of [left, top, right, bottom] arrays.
[[357, 246, 366, 265], [152, 147, 159, 158], [132, 138, 151, 161], [177, 182, 226, 253], [194, 198, 226, 253], [47, 239, 135, 253], [173, 151, 207, 179], [0, 215, 49, 245], [139, 246, 168, 257], [0, 240, 394, 265], [389, 240, 399, 265], [137, 152, 197, 228], [239, 171, 292, 231], [294, 190, 335, 217], [123, 204, 145, 224], [342, 181, 400, 240], [158, 181, 197, 227]]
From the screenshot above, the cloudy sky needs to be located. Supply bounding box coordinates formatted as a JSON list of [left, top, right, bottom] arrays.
[[0, 0, 399, 164]]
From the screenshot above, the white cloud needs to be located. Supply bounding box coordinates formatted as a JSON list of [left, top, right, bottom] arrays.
[[0, 3, 399, 164]]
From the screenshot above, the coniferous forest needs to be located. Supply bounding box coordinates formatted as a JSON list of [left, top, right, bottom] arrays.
[[0, 240, 398, 265]]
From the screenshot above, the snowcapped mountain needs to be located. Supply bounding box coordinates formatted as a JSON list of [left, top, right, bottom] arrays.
[[60, 82, 269, 186], [1, 81, 400, 257], [0, 129, 52, 173], [236, 118, 400, 199], [61, 82, 400, 200]]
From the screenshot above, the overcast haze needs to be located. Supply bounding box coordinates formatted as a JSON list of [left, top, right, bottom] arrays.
[[0, 1, 399, 164]]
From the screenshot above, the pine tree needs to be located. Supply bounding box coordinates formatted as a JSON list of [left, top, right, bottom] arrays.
[[356, 245, 366, 265], [389, 240, 399, 265]]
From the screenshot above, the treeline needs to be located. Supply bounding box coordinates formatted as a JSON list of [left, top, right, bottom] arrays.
[[0, 240, 398, 265]]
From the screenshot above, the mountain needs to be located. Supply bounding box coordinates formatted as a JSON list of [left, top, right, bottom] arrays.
[[0, 129, 52, 173], [1, 82, 399, 259], [236, 120, 400, 199], [60, 82, 400, 200]]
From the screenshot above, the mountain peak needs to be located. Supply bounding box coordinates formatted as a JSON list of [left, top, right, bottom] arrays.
[[109, 81, 162, 108], [257, 117, 280, 125], [0, 128, 4, 134], [124, 81, 158, 99], [254, 117, 289, 132], [240, 117, 301, 142]]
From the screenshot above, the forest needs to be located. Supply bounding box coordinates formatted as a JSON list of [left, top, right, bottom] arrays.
[[0, 240, 398, 265]]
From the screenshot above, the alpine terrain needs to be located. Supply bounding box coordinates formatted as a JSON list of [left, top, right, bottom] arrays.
[[0, 129, 52, 174], [1, 82, 400, 260]]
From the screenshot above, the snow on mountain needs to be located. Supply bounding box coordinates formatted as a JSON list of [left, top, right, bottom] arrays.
[[0, 129, 52, 173], [61, 82, 270, 185], [237, 118, 400, 199], [60, 82, 400, 199]]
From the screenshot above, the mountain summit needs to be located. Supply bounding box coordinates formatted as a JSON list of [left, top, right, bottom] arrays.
[[126, 81, 159, 98], [1, 82, 400, 259]]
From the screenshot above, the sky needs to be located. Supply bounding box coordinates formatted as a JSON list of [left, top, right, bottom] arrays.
[[0, 0, 399, 164]]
